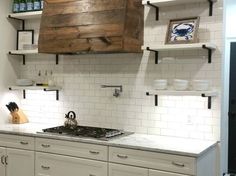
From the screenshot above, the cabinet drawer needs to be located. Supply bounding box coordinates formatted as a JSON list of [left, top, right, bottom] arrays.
[[0, 134, 34, 150], [149, 169, 190, 176], [36, 138, 108, 161], [109, 163, 148, 176], [36, 152, 107, 176], [109, 147, 196, 175]]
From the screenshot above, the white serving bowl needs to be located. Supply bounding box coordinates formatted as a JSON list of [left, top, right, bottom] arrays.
[[153, 79, 168, 90], [173, 79, 189, 90], [192, 80, 209, 91], [16, 79, 34, 86]]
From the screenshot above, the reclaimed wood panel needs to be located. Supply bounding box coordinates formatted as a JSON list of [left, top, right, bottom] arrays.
[[39, 0, 143, 54], [44, 0, 126, 16]]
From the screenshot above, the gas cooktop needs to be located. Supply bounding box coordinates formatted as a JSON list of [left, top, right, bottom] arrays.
[[38, 125, 131, 141]]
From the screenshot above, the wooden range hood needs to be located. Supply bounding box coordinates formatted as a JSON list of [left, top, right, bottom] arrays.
[[38, 0, 144, 54]]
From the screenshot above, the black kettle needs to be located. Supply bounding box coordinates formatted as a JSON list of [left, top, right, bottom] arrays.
[[64, 111, 78, 130]]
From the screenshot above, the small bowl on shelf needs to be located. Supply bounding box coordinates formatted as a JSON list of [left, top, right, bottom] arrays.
[[173, 79, 189, 91], [16, 79, 34, 86], [153, 79, 168, 90], [192, 80, 209, 91]]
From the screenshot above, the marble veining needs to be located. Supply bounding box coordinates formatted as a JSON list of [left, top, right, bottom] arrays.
[[0, 123, 218, 157]]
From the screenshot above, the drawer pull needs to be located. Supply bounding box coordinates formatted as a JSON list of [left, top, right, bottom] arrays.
[[89, 151, 99, 155], [1, 156, 5, 165], [89, 175, 96, 176], [41, 144, 51, 148], [172, 161, 185, 167], [117, 154, 128, 159], [41, 165, 50, 170], [20, 141, 29, 145]]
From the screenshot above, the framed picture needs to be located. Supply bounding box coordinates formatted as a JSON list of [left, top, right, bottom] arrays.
[[165, 17, 200, 44], [17, 30, 34, 50]]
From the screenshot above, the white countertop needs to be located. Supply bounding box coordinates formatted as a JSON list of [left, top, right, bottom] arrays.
[[0, 123, 218, 157]]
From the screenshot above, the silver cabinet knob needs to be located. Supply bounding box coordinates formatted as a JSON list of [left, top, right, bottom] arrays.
[[89, 151, 99, 155], [41, 144, 51, 148], [41, 165, 50, 170], [20, 141, 29, 145], [172, 161, 185, 167], [117, 154, 128, 159]]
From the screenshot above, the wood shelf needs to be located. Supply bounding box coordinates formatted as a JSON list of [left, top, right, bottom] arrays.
[[142, 0, 216, 6], [146, 89, 218, 109], [9, 49, 38, 55], [142, 43, 217, 64], [9, 86, 62, 100], [8, 11, 42, 20], [142, 0, 217, 20]]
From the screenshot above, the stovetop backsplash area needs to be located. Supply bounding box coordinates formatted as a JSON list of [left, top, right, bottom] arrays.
[[18, 1, 222, 141]]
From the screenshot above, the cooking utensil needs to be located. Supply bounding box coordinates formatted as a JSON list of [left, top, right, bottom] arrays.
[[64, 111, 78, 130]]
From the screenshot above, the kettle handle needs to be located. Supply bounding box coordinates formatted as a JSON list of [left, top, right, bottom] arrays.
[[67, 111, 76, 120]]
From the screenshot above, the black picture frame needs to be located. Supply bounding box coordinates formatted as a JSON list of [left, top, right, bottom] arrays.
[[17, 30, 34, 50]]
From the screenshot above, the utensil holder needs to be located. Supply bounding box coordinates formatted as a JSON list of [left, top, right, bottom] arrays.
[[10, 109, 29, 124]]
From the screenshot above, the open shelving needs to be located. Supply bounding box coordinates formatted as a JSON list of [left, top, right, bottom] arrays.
[[8, 11, 42, 20], [142, 0, 217, 20], [142, 43, 217, 64], [146, 89, 218, 109], [9, 50, 59, 65], [9, 86, 62, 100]]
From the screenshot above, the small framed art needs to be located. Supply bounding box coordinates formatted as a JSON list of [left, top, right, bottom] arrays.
[[165, 17, 200, 44], [17, 30, 34, 50]]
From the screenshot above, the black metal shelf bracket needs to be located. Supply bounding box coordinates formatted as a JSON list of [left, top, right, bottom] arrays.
[[208, 0, 214, 16], [8, 15, 25, 30], [147, 1, 159, 21], [43, 89, 60, 101], [56, 55, 59, 65], [146, 47, 159, 64], [202, 45, 212, 63], [146, 92, 158, 106], [201, 94, 212, 109], [9, 52, 26, 65]]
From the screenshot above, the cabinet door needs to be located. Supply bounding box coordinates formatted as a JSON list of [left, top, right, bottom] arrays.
[[36, 152, 107, 176], [149, 169, 189, 176], [109, 163, 148, 176], [6, 148, 34, 176], [0, 147, 6, 176]]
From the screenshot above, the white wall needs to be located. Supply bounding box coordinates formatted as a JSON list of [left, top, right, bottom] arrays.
[[0, 0, 20, 124], [16, 1, 223, 141]]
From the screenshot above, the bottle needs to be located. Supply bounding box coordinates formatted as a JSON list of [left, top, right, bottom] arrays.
[[26, 0, 33, 11], [19, 0, 26, 12], [40, 0, 44, 9], [12, 0, 20, 13], [33, 0, 40, 11]]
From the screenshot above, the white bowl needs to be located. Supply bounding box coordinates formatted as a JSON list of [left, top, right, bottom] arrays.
[[16, 79, 34, 86], [173, 79, 189, 90], [192, 80, 209, 91], [153, 79, 167, 90]]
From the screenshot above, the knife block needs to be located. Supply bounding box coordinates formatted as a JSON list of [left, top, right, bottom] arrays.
[[10, 109, 28, 124]]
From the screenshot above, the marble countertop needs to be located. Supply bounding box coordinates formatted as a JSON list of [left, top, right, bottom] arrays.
[[0, 123, 218, 157]]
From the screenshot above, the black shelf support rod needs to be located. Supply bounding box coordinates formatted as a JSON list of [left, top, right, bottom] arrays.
[[8, 15, 25, 30], [147, 1, 159, 21], [202, 45, 212, 64], [201, 94, 212, 109], [146, 92, 158, 106], [43, 89, 60, 101], [9, 52, 26, 65], [146, 47, 159, 64], [56, 55, 59, 65], [208, 0, 214, 16]]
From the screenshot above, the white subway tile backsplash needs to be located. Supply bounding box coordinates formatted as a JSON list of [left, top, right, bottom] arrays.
[[18, 0, 223, 141]]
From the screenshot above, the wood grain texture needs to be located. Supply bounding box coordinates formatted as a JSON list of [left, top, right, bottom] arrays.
[[39, 0, 143, 54]]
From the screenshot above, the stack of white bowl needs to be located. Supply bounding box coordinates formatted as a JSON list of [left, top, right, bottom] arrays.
[[16, 79, 34, 86]]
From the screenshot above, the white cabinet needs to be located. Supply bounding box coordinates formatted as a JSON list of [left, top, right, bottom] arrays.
[[109, 163, 148, 176], [0, 147, 6, 176], [35, 152, 108, 176], [6, 148, 34, 176], [149, 169, 189, 176], [0, 147, 34, 176]]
